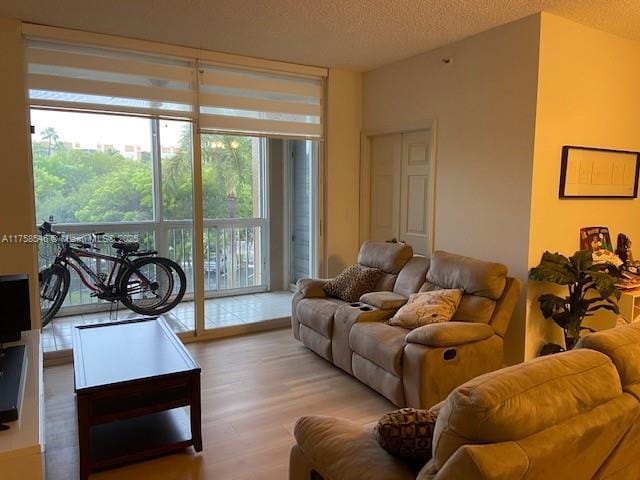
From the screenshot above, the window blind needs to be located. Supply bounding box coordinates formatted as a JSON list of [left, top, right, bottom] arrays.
[[25, 37, 325, 139], [198, 63, 323, 138], [26, 40, 195, 119]]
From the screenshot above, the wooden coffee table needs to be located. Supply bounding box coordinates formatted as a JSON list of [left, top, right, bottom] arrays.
[[72, 317, 202, 480]]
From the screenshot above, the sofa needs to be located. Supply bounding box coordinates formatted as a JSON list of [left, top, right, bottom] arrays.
[[292, 242, 521, 409], [289, 322, 640, 480]]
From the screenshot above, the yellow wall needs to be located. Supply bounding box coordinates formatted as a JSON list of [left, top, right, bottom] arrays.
[[526, 13, 640, 357], [325, 69, 363, 276], [363, 16, 541, 363], [0, 17, 40, 327]]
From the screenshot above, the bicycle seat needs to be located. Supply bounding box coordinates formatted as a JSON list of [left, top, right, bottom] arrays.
[[112, 241, 140, 252]]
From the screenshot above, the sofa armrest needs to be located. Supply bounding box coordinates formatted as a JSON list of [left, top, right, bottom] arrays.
[[296, 278, 330, 298], [293, 416, 416, 480], [359, 291, 407, 310], [406, 322, 494, 347]]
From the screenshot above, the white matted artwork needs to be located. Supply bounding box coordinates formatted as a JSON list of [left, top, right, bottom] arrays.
[[560, 146, 640, 198]]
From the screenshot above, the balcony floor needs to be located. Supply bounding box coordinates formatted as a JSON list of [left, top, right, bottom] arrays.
[[42, 291, 293, 353]]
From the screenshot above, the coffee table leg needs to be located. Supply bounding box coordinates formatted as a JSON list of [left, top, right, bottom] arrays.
[[77, 395, 91, 480], [191, 374, 203, 452]]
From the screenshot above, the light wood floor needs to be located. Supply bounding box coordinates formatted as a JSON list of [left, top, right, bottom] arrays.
[[44, 328, 395, 480]]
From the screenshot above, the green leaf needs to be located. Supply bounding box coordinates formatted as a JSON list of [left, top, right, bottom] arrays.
[[587, 303, 620, 314], [551, 311, 572, 329], [588, 271, 619, 299], [569, 250, 593, 272], [529, 254, 576, 284], [538, 293, 567, 319]]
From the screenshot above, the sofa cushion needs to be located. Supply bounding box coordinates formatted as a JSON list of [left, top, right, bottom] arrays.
[[576, 322, 640, 388], [358, 241, 413, 274], [323, 264, 383, 303], [432, 349, 622, 469], [351, 323, 408, 376], [360, 291, 407, 310], [394, 256, 430, 297], [297, 297, 346, 337], [374, 408, 437, 462], [389, 289, 463, 329], [451, 295, 496, 324], [426, 251, 507, 300], [294, 416, 417, 480]]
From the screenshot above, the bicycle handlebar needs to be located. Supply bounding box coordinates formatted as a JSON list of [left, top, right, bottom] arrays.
[[38, 221, 62, 237]]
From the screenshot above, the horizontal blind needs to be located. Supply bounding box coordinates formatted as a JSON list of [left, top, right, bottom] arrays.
[[26, 40, 195, 119], [25, 36, 325, 138], [199, 63, 323, 138]]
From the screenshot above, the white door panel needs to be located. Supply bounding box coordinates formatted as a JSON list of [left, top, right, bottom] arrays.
[[369, 134, 401, 243], [400, 130, 431, 255]]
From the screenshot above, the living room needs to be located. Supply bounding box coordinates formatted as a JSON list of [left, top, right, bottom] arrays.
[[2, 1, 640, 479]]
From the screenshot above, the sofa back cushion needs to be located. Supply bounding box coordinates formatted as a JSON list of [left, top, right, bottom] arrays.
[[358, 241, 413, 274], [393, 256, 430, 297], [432, 349, 622, 469], [577, 322, 640, 389], [426, 251, 507, 301]]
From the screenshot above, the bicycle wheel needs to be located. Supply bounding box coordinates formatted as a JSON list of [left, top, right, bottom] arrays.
[[39, 265, 70, 328], [119, 257, 187, 315]]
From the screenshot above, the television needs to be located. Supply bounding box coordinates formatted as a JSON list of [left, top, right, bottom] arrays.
[[0, 274, 31, 343]]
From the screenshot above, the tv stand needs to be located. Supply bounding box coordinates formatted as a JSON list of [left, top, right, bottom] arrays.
[[0, 344, 27, 425], [0, 330, 44, 480]]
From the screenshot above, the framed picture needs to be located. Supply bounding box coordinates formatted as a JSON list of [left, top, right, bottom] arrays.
[[559, 145, 640, 199]]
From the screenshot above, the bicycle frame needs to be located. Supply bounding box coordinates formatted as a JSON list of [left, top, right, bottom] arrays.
[[52, 241, 152, 301]]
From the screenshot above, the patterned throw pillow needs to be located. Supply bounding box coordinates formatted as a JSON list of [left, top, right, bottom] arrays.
[[389, 289, 463, 329], [323, 264, 383, 303], [374, 408, 437, 462]]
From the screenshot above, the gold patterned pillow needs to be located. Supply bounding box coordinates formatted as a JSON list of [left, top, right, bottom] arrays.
[[322, 264, 383, 303], [389, 289, 463, 329], [374, 408, 436, 462]]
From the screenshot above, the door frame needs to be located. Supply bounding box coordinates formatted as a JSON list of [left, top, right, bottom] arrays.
[[359, 120, 438, 256], [283, 140, 321, 289]]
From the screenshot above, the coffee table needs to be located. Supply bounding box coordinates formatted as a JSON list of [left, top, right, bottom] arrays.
[[72, 316, 202, 480]]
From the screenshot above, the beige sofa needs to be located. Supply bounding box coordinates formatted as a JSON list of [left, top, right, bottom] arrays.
[[292, 242, 521, 409], [290, 323, 640, 480]]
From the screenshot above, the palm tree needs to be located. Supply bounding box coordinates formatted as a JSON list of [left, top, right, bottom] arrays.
[[41, 127, 60, 156]]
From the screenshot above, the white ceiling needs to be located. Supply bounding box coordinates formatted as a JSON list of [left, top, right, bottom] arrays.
[[1, 0, 639, 71]]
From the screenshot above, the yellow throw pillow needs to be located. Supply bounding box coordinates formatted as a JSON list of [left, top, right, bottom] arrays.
[[389, 289, 463, 329]]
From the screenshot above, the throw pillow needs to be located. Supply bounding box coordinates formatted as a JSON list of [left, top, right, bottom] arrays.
[[374, 408, 437, 462], [323, 264, 383, 302], [389, 289, 463, 329]]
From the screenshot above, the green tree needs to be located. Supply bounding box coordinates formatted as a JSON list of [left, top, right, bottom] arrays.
[[40, 127, 60, 156]]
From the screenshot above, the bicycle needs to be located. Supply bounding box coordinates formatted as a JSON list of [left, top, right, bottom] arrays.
[[38, 220, 186, 327]]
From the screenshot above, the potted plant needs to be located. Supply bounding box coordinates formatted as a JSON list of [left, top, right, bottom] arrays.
[[528, 250, 620, 350]]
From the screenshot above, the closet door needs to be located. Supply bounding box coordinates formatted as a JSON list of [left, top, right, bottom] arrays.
[[369, 134, 402, 243], [399, 130, 431, 255]]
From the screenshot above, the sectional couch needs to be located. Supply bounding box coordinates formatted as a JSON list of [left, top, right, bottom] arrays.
[[291, 241, 521, 409]]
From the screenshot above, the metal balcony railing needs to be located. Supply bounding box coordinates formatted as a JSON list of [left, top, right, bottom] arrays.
[[37, 218, 267, 315]]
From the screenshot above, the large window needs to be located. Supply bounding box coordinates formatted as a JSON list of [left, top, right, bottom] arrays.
[[31, 109, 196, 327], [32, 110, 154, 223]]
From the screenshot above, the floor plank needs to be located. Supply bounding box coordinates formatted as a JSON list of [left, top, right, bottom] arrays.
[[44, 328, 394, 479]]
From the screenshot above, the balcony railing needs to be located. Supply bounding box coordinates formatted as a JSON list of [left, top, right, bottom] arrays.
[[37, 218, 267, 314]]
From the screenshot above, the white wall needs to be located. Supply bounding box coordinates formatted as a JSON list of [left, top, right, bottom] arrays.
[[363, 15, 541, 363], [526, 13, 640, 357], [325, 69, 363, 277], [0, 17, 40, 327]]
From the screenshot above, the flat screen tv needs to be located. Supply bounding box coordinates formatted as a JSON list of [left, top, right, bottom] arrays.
[[0, 274, 31, 343]]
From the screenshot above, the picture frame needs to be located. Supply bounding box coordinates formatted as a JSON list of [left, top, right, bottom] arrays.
[[559, 145, 640, 199]]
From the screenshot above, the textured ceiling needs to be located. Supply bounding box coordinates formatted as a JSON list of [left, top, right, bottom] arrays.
[[1, 0, 639, 71]]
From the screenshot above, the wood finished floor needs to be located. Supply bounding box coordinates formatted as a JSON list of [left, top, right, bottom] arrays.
[[45, 328, 395, 480]]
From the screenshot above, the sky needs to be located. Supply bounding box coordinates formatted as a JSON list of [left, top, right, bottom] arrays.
[[30, 109, 187, 151]]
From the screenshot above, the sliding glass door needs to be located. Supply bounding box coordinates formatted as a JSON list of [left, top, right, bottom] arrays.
[[200, 133, 268, 329]]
